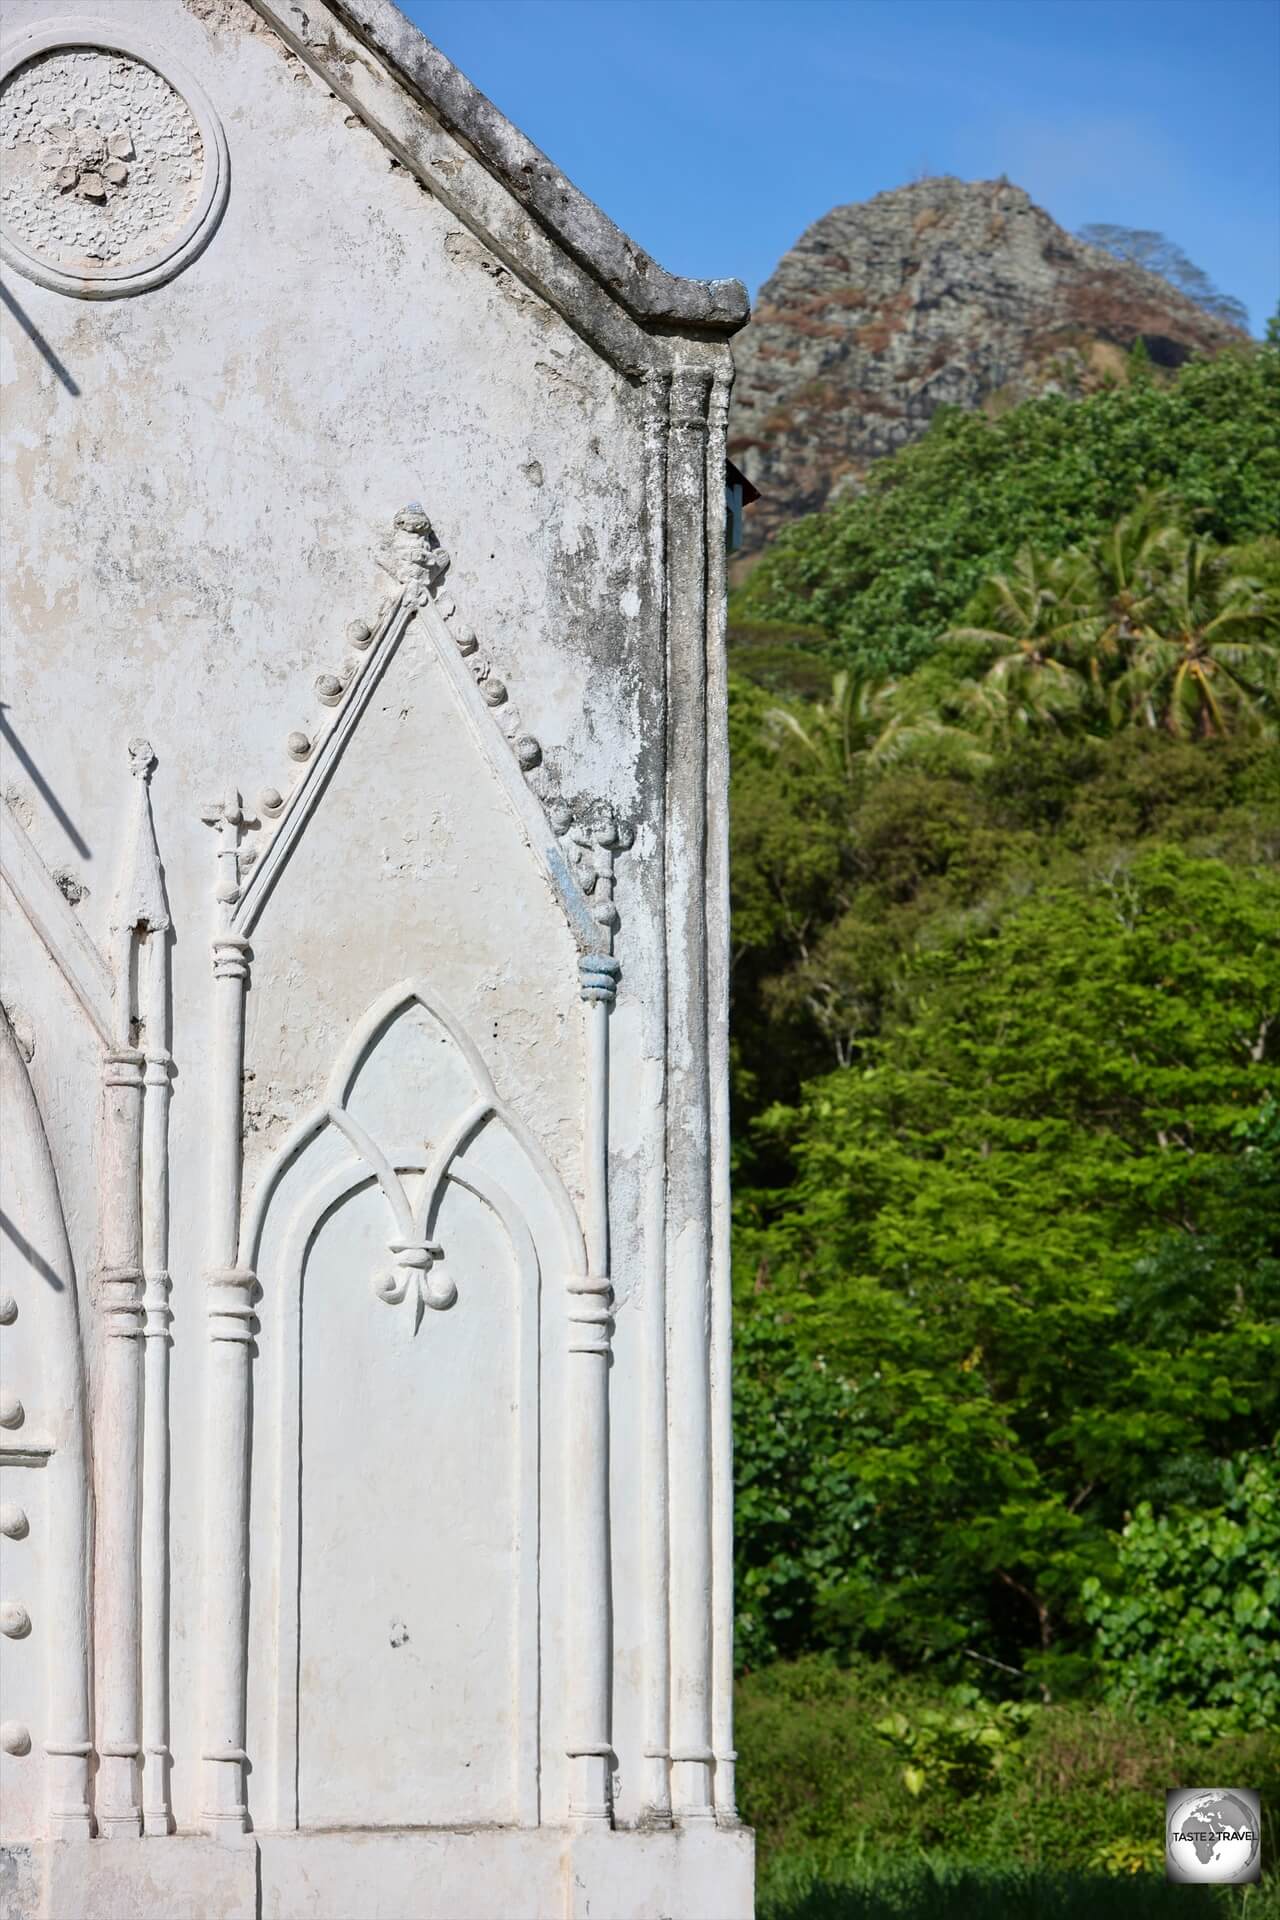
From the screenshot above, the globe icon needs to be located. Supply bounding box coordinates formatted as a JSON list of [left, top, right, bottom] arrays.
[[1166, 1789, 1261, 1884]]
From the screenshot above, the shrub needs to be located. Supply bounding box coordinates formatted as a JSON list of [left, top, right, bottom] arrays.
[[1082, 1449, 1280, 1738], [738, 1657, 1280, 1916]]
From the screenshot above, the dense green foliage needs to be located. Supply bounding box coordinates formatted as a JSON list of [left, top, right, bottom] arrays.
[[1083, 1449, 1280, 1738], [739, 1659, 1280, 1918], [937, 506, 1279, 741], [733, 835, 1280, 1687], [729, 347, 1280, 1906], [734, 344, 1280, 675]]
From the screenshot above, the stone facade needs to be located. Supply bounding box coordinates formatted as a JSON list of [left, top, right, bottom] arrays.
[[0, 3, 752, 1914]]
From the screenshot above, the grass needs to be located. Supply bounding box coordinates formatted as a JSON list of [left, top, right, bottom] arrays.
[[738, 1658, 1280, 1920], [757, 1856, 1280, 1920]]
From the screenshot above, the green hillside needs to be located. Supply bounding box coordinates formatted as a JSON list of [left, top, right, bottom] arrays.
[[728, 334, 1280, 1915], [733, 341, 1280, 678]]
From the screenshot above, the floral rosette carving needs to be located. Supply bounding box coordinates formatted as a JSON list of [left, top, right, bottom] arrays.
[[40, 106, 134, 202], [0, 48, 203, 273]]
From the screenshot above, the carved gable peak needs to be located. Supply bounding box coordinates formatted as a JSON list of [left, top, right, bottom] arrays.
[[223, 509, 632, 953]]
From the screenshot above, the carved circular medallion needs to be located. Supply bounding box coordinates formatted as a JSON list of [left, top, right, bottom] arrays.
[[0, 20, 228, 298]]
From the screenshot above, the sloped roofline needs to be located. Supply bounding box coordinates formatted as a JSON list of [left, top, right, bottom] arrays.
[[330, 0, 749, 337]]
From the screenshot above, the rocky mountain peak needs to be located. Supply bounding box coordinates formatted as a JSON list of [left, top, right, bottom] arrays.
[[730, 177, 1245, 553]]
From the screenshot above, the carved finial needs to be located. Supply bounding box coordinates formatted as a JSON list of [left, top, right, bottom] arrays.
[[347, 619, 373, 651], [127, 737, 155, 779], [586, 806, 633, 935], [286, 732, 312, 763], [114, 737, 168, 940], [199, 788, 255, 908], [550, 801, 634, 942], [377, 505, 451, 605], [515, 736, 542, 771], [315, 673, 344, 707], [259, 787, 284, 818]]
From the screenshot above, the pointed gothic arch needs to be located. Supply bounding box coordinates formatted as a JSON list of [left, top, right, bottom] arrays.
[[243, 977, 587, 1287], [240, 978, 585, 1829]]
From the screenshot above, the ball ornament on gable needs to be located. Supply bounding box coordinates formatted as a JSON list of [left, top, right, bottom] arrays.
[[0, 1600, 32, 1639]]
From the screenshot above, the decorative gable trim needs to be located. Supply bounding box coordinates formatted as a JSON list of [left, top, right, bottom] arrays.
[[229, 508, 630, 953]]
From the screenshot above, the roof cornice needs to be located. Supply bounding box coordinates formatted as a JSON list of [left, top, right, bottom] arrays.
[[248, 0, 748, 371]]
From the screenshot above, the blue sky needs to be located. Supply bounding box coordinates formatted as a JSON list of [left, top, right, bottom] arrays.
[[405, 0, 1279, 335]]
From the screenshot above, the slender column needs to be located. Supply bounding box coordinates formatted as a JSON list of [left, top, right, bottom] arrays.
[[95, 1043, 146, 1835], [140, 931, 174, 1834], [639, 366, 674, 1825], [705, 364, 738, 1820], [664, 360, 716, 1821], [200, 934, 254, 1834], [95, 737, 170, 1836], [198, 789, 256, 1835], [566, 953, 620, 1825]]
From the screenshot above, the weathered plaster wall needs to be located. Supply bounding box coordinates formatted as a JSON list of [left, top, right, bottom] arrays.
[[0, 0, 748, 1910]]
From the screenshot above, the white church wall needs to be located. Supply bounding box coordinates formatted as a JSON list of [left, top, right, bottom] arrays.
[[0, 2, 750, 1911]]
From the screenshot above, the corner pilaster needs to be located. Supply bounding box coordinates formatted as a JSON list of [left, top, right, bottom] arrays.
[[663, 359, 717, 1823]]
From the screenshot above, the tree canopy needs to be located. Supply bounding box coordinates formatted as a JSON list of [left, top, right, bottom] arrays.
[[728, 346, 1280, 1728], [734, 846, 1279, 1690], [1075, 225, 1250, 333], [733, 342, 1280, 678]]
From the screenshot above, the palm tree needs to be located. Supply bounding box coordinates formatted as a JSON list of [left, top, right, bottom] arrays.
[[1083, 489, 1183, 682], [764, 668, 925, 784], [940, 545, 1098, 736], [1111, 538, 1279, 738], [764, 669, 992, 782]]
